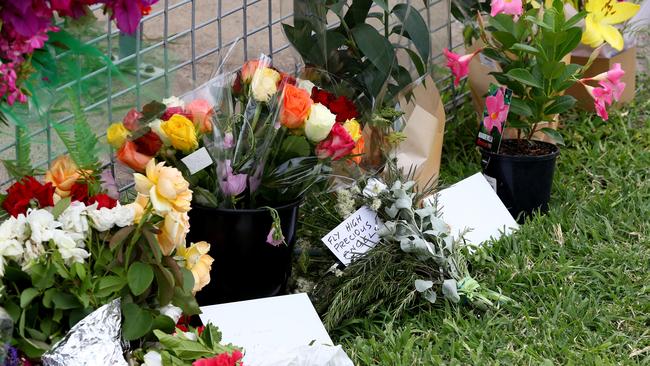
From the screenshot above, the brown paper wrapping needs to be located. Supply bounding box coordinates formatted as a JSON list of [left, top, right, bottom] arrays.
[[566, 46, 636, 111], [394, 75, 446, 189]]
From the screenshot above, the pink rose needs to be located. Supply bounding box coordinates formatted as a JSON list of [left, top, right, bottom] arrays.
[[316, 123, 355, 161], [186, 99, 214, 133]]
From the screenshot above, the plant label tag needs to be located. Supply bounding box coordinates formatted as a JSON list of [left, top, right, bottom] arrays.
[[321, 206, 382, 266], [181, 147, 213, 175], [476, 84, 512, 153]]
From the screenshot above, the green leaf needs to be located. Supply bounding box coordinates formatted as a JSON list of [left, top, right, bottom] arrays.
[[511, 43, 539, 55], [55, 89, 101, 172], [152, 314, 176, 334], [72, 262, 86, 281], [141, 101, 167, 124], [1, 123, 34, 180], [505, 68, 543, 88], [491, 31, 518, 49], [544, 95, 576, 115], [52, 291, 81, 310], [127, 262, 154, 296], [509, 97, 534, 118], [20, 288, 39, 308], [154, 266, 175, 306], [392, 4, 430, 62], [399, 46, 426, 76], [122, 302, 154, 341], [95, 275, 126, 298], [343, 0, 373, 29], [199, 323, 223, 350], [540, 128, 565, 145], [52, 196, 71, 219], [556, 27, 582, 60], [351, 23, 396, 74], [281, 135, 311, 159], [154, 330, 214, 359]]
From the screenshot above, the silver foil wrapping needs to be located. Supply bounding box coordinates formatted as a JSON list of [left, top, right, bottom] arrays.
[[42, 298, 128, 366]]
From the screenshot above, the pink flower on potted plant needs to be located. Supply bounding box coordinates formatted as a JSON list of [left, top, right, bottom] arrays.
[[587, 63, 626, 101], [583, 85, 614, 120], [490, 0, 523, 17], [483, 88, 509, 133], [443, 48, 482, 87]]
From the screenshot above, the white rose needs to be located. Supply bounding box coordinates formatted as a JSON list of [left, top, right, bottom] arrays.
[[305, 103, 336, 142], [86, 204, 116, 232], [296, 78, 316, 94], [52, 230, 90, 265], [58, 201, 90, 242], [112, 204, 136, 228], [26, 209, 59, 244], [363, 178, 388, 198], [158, 304, 183, 323], [162, 96, 185, 108], [143, 350, 163, 366], [149, 119, 171, 145], [251, 67, 281, 103]]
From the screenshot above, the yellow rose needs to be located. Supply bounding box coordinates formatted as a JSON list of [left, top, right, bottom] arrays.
[[134, 159, 193, 215], [128, 193, 150, 224], [178, 241, 214, 293], [157, 210, 190, 256], [106, 122, 130, 149], [161, 114, 198, 153], [343, 119, 362, 142], [251, 67, 281, 103], [45, 155, 88, 198]]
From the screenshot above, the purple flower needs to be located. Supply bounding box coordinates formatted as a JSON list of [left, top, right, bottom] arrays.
[[223, 132, 234, 149], [219, 160, 247, 196], [266, 227, 284, 246]]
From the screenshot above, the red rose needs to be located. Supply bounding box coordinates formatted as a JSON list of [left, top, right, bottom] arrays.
[[311, 88, 335, 106], [232, 72, 243, 96], [133, 131, 163, 156], [122, 108, 143, 131], [162, 106, 191, 121], [192, 350, 244, 366], [70, 182, 90, 203], [2, 177, 55, 217], [328, 95, 358, 122], [87, 194, 117, 209], [315, 123, 355, 161]]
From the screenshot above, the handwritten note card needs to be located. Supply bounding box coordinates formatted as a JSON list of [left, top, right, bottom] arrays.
[[321, 206, 382, 266]]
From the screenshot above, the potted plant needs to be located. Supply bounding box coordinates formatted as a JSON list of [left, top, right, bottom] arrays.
[[107, 57, 364, 304], [444, 0, 626, 221], [283, 0, 431, 170]]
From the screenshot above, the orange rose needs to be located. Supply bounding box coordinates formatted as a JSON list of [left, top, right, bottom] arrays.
[[351, 135, 365, 164], [279, 84, 312, 129], [45, 155, 87, 197], [186, 99, 213, 133], [117, 141, 153, 172]]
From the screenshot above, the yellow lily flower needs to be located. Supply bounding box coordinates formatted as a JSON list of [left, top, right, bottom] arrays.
[[581, 0, 640, 51]]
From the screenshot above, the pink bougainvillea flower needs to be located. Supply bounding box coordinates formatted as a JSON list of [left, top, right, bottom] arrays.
[[490, 0, 524, 17], [109, 0, 159, 35], [218, 160, 247, 197], [483, 88, 509, 133], [443, 48, 481, 87]]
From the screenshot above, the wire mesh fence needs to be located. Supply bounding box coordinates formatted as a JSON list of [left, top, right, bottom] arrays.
[[0, 0, 466, 188]]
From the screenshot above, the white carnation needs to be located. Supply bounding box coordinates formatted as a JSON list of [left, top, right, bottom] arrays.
[[0, 238, 23, 277], [22, 240, 45, 270], [143, 350, 163, 366], [0, 214, 28, 242], [112, 204, 135, 228], [162, 96, 185, 108], [86, 204, 116, 232], [158, 303, 183, 323], [25, 209, 60, 244], [52, 230, 90, 265]]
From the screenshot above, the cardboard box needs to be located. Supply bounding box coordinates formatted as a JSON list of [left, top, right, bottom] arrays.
[[566, 46, 636, 111]]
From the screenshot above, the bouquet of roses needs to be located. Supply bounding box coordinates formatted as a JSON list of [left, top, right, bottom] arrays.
[[107, 56, 365, 210], [0, 120, 213, 359]]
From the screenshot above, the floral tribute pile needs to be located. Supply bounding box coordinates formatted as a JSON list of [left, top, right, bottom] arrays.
[[0, 0, 158, 107], [106, 57, 364, 215], [0, 115, 243, 364]]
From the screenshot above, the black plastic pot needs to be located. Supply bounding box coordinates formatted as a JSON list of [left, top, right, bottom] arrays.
[[187, 200, 301, 305], [480, 141, 559, 223]]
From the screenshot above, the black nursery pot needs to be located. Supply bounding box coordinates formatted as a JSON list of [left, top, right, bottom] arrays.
[[187, 200, 301, 305], [480, 141, 560, 223]]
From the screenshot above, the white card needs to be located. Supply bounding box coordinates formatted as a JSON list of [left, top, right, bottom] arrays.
[[181, 147, 213, 175], [321, 206, 382, 266], [199, 294, 333, 365], [426, 172, 518, 247]]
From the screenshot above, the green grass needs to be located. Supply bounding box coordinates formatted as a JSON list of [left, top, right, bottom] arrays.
[[333, 75, 650, 365]]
